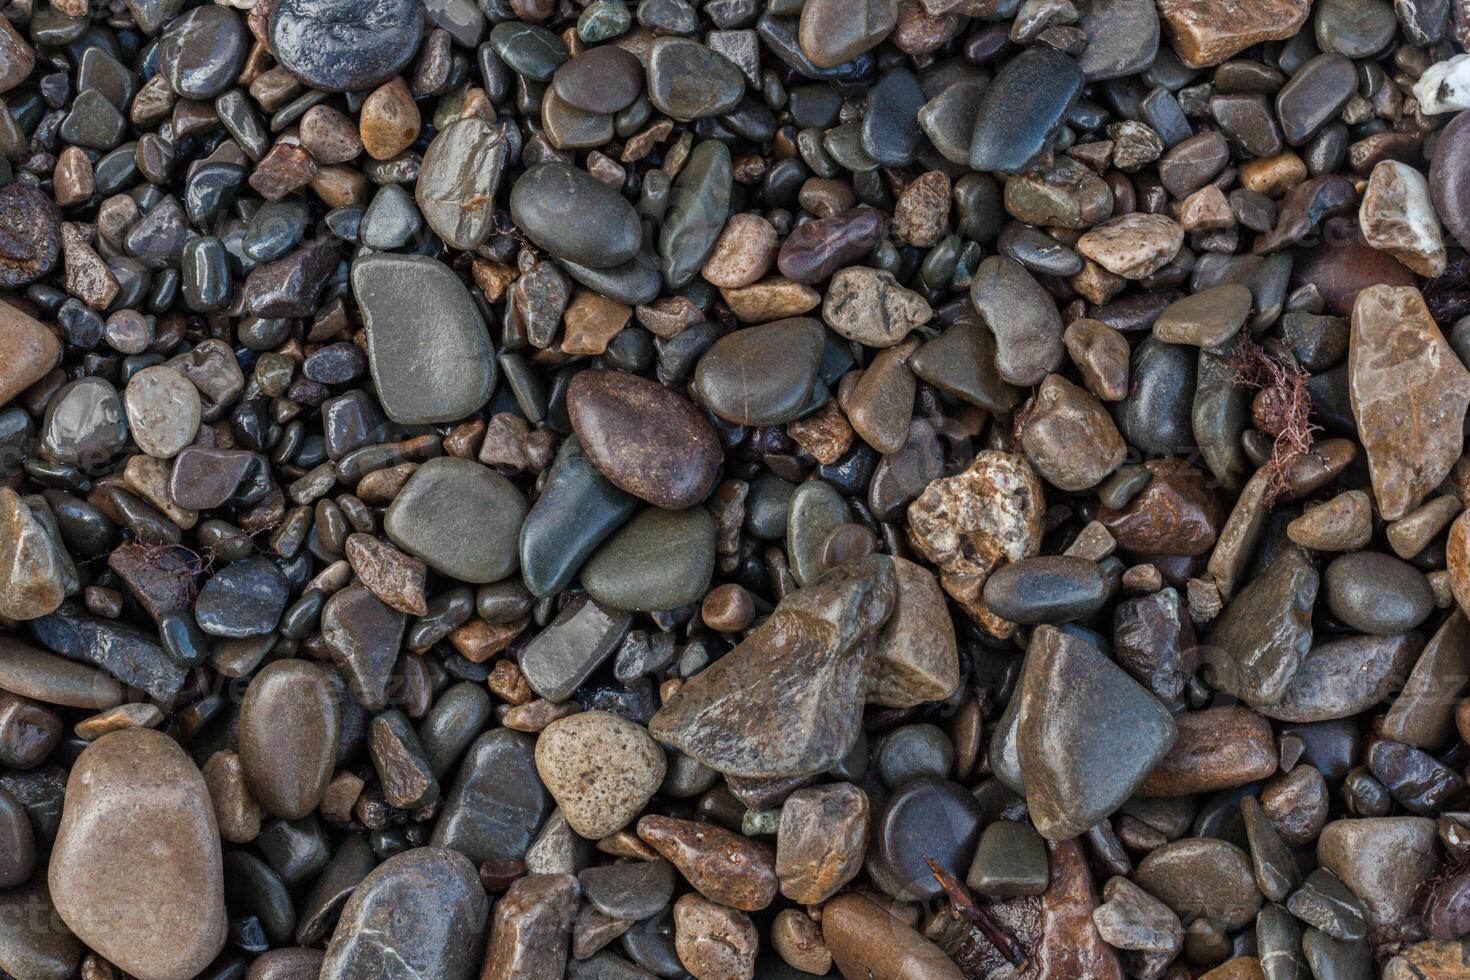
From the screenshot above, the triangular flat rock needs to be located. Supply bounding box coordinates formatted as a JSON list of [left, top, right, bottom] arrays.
[[650, 555, 895, 778], [1015, 625, 1177, 840]]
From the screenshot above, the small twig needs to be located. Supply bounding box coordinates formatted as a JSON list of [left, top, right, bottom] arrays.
[[926, 856, 1030, 969]]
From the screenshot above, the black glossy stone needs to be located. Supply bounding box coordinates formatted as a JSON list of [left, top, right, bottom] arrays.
[[970, 47, 1084, 173], [271, 0, 422, 92]]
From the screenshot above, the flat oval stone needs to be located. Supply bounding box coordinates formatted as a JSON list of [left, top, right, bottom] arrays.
[[432, 729, 550, 864], [157, 6, 247, 99], [581, 507, 716, 612], [0, 638, 124, 710], [645, 37, 746, 120], [416, 118, 509, 252], [691, 317, 826, 425], [1324, 551, 1433, 635], [351, 254, 496, 426], [568, 369, 722, 510], [798, 0, 895, 69], [123, 365, 200, 459], [49, 729, 226, 980], [1132, 838, 1262, 931], [240, 659, 340, 820], [1154, 284, 1252, 348], [195, 557, 289, 639], [321, 847, 488, 980], [270, 0, 420, 92], [385, 458, 527, 584], [580, 861, 675, 921], [1276, 53, 1357, 146], [970, 47, 1084, 173], [982, 556, 1109, 624], [553, 45, 643, 114], [510, 163, 640, 268]]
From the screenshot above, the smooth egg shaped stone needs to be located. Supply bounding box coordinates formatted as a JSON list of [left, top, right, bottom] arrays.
[[49, 729, 226, 980], [645, 37, 747, 120], [981, 556, 1110, 624], [690, 317, 826, 425], [239, 659, 341, 820], [351, 253, 496, 425], [567, 369, 723, 510], [581, 507, 716, 612], [384, 457, 527, 584], [1323, 551, 1434, 635], [509, 163, 640, 268]]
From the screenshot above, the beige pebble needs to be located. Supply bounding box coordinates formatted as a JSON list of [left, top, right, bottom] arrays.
[[673, 893, 758, 980], [721, 278, 821, 322], [702, 213, 778, 288], [359, 77, 420, 161]]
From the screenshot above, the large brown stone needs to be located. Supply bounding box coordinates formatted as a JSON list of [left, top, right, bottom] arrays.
[[238, 659, 340, 820], [1138, 707, 1278, 796], [49, 729, 226, 980], [480, 873, 579, 980], [1037, 839, 1126, 980], [0, 300, 60, 407], [775, 783, 869, 904], [1349, 285, 1470, 521], [1156, 0, 1312, 68], [907, 451, 1045, 638], [1099, 458, 1222, 556], [823, 893, 965, 980], [638, 814, 779, 911], [568, 369, 723, 510]]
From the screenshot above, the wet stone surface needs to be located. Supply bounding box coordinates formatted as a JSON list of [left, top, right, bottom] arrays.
[[0, 2, 1467, 978]]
